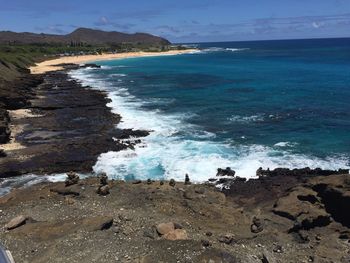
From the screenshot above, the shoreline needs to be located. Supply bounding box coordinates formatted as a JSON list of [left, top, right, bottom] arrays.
[[0, 66, 149, 178], [30, 49, 198, 74], [1, 49, 350, 263]]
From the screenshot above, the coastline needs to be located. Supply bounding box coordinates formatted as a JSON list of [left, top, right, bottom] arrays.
[[30, 49, 198, 74], [0, 49, 350, 263], [0, 65, 149, 178]]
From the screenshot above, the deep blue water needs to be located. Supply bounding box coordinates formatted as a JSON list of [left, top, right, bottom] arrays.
[[70, 38, 350, 181]]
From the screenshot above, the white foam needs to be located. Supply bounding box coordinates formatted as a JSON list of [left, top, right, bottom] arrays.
[[274, 142, 298, 147], [200, 47, 249, 53], [68, 67, 350, 182], [228, 114, 265, 123], [109, 73, 127, 77]]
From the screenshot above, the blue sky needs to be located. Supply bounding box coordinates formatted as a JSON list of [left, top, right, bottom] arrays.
[[0, 0, 349, 43]]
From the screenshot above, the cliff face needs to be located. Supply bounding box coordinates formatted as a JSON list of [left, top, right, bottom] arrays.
[[0, 28, 171, 45]]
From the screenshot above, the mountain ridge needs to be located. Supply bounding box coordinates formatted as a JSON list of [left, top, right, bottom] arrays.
[[0, 28, 171, 45]]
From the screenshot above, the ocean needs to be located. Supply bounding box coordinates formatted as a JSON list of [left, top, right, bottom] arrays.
[[70, 38, 350, 182]]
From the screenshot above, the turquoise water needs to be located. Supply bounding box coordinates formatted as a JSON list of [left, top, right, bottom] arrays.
[[70, 38, 350, 181]]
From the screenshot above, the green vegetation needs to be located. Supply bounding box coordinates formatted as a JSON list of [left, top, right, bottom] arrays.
[[0, 43, 187, 83]]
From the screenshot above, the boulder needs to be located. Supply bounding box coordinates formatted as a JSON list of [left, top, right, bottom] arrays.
[[251, 216, 264, 234], [5, 215, 28, 230], [185, 174, 191, 185], [216, 167, 236, 177], [218, 234, 235, 244], [65, 171, 79, 186], [273, 186, 331, 231], [132, 180, 142, 184], [99, 172, 108, 186], [163, 229, 188, 240], [97, 185, 110, 196], [169, 179, 176, 187], [156, 222, 175, 235]]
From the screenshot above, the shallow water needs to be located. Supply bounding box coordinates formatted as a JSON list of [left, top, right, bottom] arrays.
[[69, 38, 350, 181]]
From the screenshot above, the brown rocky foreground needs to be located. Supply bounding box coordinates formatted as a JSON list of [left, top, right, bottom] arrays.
[[0, 172, 349, 263]]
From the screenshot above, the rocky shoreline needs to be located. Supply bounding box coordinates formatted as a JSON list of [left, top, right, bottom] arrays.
[[0, 64, 149, 177], [0, 65, 350, 262]]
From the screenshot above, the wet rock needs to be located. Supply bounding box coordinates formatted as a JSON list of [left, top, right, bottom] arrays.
[[5, 215, 28, 230], [169, 179, 176, 187], [132, 180, 142, 184], [114, 129, 149, 139], [257, 167, 348, 178], [156, 222, 175, 235], [216, 167, 236, 177], [185, 174, 191, 185], [82, 63, 101, 69], [147, 179, 152, 185], [65, 171, 79, 187], [163, 229, 188, 240], [160, 181, 164, 185]]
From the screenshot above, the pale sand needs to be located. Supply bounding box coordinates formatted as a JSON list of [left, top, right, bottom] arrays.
[[0, 109, 43, 151], [30, 49, 198, 74]]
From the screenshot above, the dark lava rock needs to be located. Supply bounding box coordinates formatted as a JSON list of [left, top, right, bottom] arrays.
[[0, 71, 149, 178], [99, 172, 108, 186], [65, 171, 79, 186], [114, 129, 149, 139], [256, 167, 348, 178], [169, 179, 176, 187], [216, 167, 236, 177], [82, 63, 101, 69], [0, 149, 6, 158], [132, 180, 142, 184], [185, 174, 191, 185], [0, 108, 10, 144]]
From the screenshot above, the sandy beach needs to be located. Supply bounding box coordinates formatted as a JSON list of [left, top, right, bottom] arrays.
[[30, 49, 198, 74]]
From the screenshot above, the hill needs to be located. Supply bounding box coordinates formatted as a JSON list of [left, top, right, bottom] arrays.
[[0, 28, 171, 45]]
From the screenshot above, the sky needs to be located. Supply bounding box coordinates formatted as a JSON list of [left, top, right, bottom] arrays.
[[0, 0, 350, 43]]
